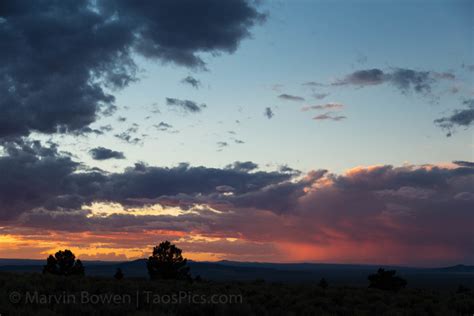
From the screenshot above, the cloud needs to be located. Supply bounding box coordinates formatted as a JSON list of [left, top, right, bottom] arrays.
[[301, 103, 344, 112], [114, 125, 142, 144], [154, 122, 173, 131], [99, 125, 113, 133], [0, 140, 79, 220], [89, 147, 125, 160], [1, 142, 473, 264], [217, 141, 228, 149], [434, 99, 474, 136], [181, 76, 201, 89], [0, 0, 264, 139], [333, 68, 455, 95], [334, 69, 386, 86], [166, 98, 206, 113], [0, 140, 293, 221], [278, 94, 305, 102], [226, 161, 258, 172], [313, 113, 346, 121], [100, 0, 266, 68], [264, 107, 274, 119], [453, 161, 474, 168]]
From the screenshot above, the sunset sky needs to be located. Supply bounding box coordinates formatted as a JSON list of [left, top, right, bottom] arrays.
[[0, 0, 473, 266]]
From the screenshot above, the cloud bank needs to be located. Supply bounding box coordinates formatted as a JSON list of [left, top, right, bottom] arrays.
[[0, 141, 472, 265]]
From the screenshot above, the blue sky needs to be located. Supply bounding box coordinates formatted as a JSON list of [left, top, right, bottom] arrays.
[[44, 0, 472, 174]]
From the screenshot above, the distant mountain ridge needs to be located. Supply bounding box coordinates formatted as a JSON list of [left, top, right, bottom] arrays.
[[0, 258, 473, 289]]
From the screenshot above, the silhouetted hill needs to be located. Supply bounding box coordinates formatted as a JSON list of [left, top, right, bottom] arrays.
[[434, 264, 474, 273], [1, 259, 473, 289]]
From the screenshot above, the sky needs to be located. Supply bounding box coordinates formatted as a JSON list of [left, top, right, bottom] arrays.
[[0, 0, 473, 266]]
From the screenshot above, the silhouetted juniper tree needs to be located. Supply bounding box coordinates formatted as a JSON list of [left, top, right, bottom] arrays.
[[146, 241, 190, 280], [368, 268, 407, 291], [318, 278, 329, 289], [114, 268, 124, 280], [43, 250, 84, 276], [456, 285, 471, 294]]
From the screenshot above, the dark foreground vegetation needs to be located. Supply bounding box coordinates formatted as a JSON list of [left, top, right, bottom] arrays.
[[1, 272, 473, 316]]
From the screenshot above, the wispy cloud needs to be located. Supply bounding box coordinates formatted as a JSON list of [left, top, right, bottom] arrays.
[[166, 98, 206, 113], [278, 94, 305, 101], [301, 103, 344, 112], [332, 68, 455, 95], [313, 112, 346, 121], [181, 76, 201, 89], [434, 99, 474, 137]]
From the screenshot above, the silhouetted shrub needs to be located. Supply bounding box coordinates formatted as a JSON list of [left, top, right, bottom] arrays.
[[43, 249, 84, 276], [457, 285, 471, 294], [114, 268, 124, 280], [368, 268, 407, 291], [146, 240, 190, 280], [319, 278, 329, 289]]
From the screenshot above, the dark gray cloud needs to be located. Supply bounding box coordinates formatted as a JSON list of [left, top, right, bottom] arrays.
[[0, 140, 79, 220], [166, 98, 206, 113], [99, 0, 266, 68], [0, 0, 264, 139], [89, 147, 125, 160], [278, 94, 305, 101], [114, 125, 142, 144], [388, 69, 434, 94], [264, 107, 274, 119], [154, 122, 173, 131], [434, 99, 474, 137], [453, 161, 474, 168], [334, 69, 385, 86], [226, 161, 258, 172], [279, 165, 301, 174], [0, 141, 292, 220], [313, 112, 346, 121], [99, 125, 113, 133], [333, 68, 455, 95], [181, 76, 201, 88]]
